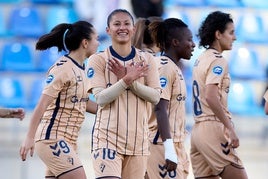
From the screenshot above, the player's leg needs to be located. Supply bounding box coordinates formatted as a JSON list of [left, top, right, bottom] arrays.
[[58, 167, 87, 179], [190, 122, 221, 179], [220, 164, 248, 179], [36, 139, 86, 179], [121, 155, 147, 179], [91, 148, 122, 178]]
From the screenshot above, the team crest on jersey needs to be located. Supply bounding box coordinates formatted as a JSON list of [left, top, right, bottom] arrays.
[[160, 77, 168, 88], [87, 67, 94, 78], [213, 66, 223, 75], [46, 74, 54, 84]]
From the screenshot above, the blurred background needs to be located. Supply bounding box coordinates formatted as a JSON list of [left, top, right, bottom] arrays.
[[0, 0, 267, 178]]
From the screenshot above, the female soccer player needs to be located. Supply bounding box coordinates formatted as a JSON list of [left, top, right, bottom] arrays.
[[190, 11, 248, 179], [20, 21, 99, 179], [86, 9, 161, 179], [146, 18, 195, 179], [132, 16, 162, 55]]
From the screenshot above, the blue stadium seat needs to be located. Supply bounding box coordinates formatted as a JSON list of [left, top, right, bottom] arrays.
[[229, 47, 265, 80], [0, 0, 22, 3], [228, 81, 264, 116], [242, 0, 268, 8], [0, 8, 9, 37], [0, 42, 36, 72], [36, 47, 65, 72], [30, 0, 73, 4], [46, 6, 79, 32], [236, 13, 268, 43], [8, 6, 44, 38], [206, 0, 243, 7], [165, 0, 206, 7], [28, 78, 45, 109], [0, 77, 26, 108]]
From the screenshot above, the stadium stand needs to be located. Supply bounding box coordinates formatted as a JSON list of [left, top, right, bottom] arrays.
[[0, 41, 36, 72], [235, 13, 268, 43], [229, 47, 265, 80], [0, 77, 26, 108], [228, 80, 265, 116], [8, 6, 44, 38]]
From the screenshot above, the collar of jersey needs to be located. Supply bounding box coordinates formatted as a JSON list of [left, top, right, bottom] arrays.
[[109, 46, 135, 61], [65, 54, 85, 70]]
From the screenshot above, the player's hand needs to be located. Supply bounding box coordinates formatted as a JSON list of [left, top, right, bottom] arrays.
[[20, 137, 35, 161], [108, 58, 126, 79], [165, 159, 177, 171], [10, 108, 25, 121], [224, 127, 239, 148], [164, 139, 178, 171]]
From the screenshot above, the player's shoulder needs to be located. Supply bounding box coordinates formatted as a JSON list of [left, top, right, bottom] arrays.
[[205, 49, 223, 60], [158, 55, 173, 66], [135, 48, 154, 58]]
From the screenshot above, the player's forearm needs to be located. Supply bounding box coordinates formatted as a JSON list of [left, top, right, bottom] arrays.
[[93, 79, 128, 107], [0, 108, 12, 118], [155, 100, 172, 142], [206, 93, 233, 130], [129, 81, 160, 105]]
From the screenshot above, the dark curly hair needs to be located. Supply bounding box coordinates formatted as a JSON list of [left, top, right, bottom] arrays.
[[198, 11, 233, 49]]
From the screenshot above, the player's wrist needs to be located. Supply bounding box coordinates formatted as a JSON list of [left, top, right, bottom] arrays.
[[164, 139, 178, 164]]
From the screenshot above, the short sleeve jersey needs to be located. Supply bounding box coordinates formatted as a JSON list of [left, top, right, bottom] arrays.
[[148, 56, 187, 144], [87, 46, 160, 155], [35, 55, 90, 145], [192, 49, 231, 122], [263, 90, 268, 102]]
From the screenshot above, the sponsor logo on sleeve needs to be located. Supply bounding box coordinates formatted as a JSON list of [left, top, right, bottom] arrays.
[[46, 74, 54, 84], [87, 68, 94, 78], [213, 66, 223, 75], [160, 77, 168, 88]]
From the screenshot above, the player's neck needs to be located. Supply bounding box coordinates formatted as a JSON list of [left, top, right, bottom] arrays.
[[111, 44, 132, 58]]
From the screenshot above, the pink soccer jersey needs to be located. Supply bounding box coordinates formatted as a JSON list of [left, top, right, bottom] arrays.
[[148, 56, 188, 144], [192, 49, 232, 122], [35, 55, 90, 145], [87, 47, 160, 155]]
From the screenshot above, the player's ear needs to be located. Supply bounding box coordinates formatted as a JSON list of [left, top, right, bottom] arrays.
[[82, 39, 88, 48], [172, 38, 180, 46], [215, 30, 221, 40], [106, 26, 110, 34]]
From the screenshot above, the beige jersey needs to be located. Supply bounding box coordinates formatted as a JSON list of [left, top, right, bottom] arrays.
[[87, 46, 160, 155], [148, 56, 187, 143], [35, 55, 90, 145], [263, 90, 268, 101], [192, 49, 231, 122]]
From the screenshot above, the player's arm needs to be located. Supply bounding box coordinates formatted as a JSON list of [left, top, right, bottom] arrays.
[[20, 94, 54, 161], [205, 84, 239, 148], [108, 58, 160, 104], [86, 99, 97, 114], [155, 98, 177, 171], [94, 59, 149, 107], [129, 81, 160, 105], [93, 79, 128, 107], [265, 101, 268, 115], [263, 90, 268, 115], [0, 108, 25, 120], [155, 99, 171, 141]]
